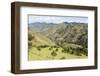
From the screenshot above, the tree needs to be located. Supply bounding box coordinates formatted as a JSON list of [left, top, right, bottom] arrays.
[[55, 48, 58, 51], [28, 32, 34, 41], [51, 51, 57, 56]]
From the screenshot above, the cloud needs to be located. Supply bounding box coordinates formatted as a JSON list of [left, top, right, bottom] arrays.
[[29, 15, 88, 23]]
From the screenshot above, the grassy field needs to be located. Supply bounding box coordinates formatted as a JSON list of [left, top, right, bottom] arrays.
[[28, 46, 87, 61]]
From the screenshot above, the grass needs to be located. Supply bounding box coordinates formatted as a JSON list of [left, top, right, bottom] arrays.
[[28, 31, 87, 61], [28, 46, 87, 61], [31, 32, 56, 46]]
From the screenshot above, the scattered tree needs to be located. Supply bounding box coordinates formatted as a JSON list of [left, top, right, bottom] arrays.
[[51, 51, 57, 56]]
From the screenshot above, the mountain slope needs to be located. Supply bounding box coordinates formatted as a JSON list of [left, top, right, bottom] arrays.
[[28, 31, 56, 46], [29, 22, 88, 48]]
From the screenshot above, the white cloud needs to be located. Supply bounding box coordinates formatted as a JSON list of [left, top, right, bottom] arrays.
[[29, 15, 88, 23]]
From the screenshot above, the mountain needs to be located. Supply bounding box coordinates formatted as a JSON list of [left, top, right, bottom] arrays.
[[28, 22, 88, 49], [28, 22, 88, 60], [28, 22, 67, 32], [28, 31, 56, 46], [29, 22, 58, 32]]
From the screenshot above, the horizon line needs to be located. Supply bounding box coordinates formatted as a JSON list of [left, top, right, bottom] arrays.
[[29, 21, 88, 24]]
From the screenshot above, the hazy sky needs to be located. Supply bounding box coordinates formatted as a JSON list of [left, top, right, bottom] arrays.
[[28, 15, 88, 24]]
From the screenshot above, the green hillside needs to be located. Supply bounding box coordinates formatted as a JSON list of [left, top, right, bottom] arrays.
[[28, 31, 56, 46], [28, 22, 88, 60]]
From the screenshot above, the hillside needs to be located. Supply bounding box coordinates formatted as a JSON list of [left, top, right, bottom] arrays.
[[28, 22, 88, 60], [28, 31, 56, 47], [29, 22, 88, 48]]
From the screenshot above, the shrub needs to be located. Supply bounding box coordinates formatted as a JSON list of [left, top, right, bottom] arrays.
[[49, 47, 52, 51], [40, 45, 49, 48], [62, 48, 69, 53], [51, 51, 57, 56], [37, 47, 41, 51], [53, 45, 59, 48], [28, 33, 34, 41], [70, 51, 74, 54], [81, 48, 88, 56], [62, 49, 65, 53], [63, 47, 70, 53], [60, 57, 66, 59], [73, 50, 81, 56], [55, 48, 58, 51]]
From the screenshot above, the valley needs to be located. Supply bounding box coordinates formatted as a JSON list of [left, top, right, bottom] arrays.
[[28, 22, 88, 60]]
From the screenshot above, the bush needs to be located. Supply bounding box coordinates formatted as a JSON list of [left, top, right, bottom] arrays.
[[80, 48, 88, 56], [55, 48, 58, 51], [70, 51, 74, 54], [37, 47, 41, 51], [73, 50, 81, 56], [49, 47, 52, 50], [51, 51, 57, 56], [40, 45, 49, 48], [53, 45, 59, 48], [63, 47, 70, 53], [60, 57, 66, 59], [28, 33, 34, 41], [62, 49, 65, 53]]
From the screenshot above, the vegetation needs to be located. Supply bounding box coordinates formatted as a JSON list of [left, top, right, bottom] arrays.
[[28, 22, 88, 60]]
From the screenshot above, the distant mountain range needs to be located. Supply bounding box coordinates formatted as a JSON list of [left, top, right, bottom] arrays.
[[28, 22, 88, 49], [29, 22, 87, 32]]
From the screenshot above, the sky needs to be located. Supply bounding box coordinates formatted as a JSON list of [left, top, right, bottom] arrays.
[[28, 15, 88, 24]]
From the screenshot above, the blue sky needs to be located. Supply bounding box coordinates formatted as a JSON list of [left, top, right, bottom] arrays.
[[28, 15, 88, 24]]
